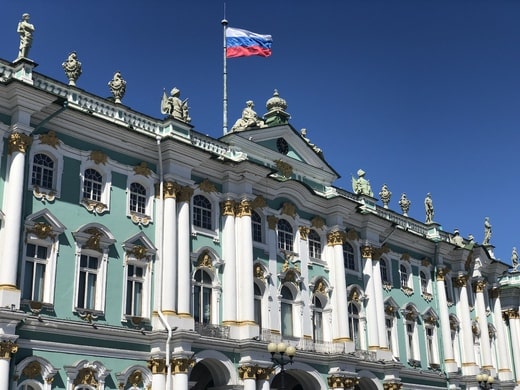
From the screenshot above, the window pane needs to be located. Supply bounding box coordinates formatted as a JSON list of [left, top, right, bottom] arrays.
[[281, 302, 293, 337]]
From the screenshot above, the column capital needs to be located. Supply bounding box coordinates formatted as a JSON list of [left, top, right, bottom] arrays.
[[453, 273, 468, 288], [327, 230, 346, 246], [221, 199, 236, 216], [436, 267, 447, 281], [236, 199, 252, 217], [178, 185, 194, 203], [238, 365, 257, 380], [327, 374, 359, 389], [504, 308, 520, 320], [0, 340, 18, 360], [255, 366, 274, 381], [299, 226, 310, 241], [147, 358, 167, 374], [8, 132, 32, 155], [163, 181, 181, 199], [267, 215, 278, 230], [383, 382, 403, 390], [172, 357, 195, 374], [473, 279, 487, 293], [360, 245, 373, 259]]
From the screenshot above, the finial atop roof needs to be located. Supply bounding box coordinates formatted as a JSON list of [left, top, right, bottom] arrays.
[[264, 89, 290, 126]]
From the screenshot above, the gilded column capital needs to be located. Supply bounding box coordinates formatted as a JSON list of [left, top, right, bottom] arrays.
[[436, 267, 446, 281], [178, 185, 194, 203], [299, 226, 310, 241], [8, 132, 32, 155], [238, 365, 257, 380], [172, 357, 195, 374], [163, 181, 181, 199], [327, 230, 346, 246], [327, 374, 345, 388], [489, 286, 500, 299], [453, 274, 468, 288], [473, 279, 487, 293], [255, 366, 273, 381], [267, 215, 278, 230], [0, 340, 18, 359], [343, 376, 360, 389], [147, 358, 167, 374], [361, 245, 373, 259], [384, 382, 403, 390], [504, 308, 520, 320], [221, 199, 236, 216], [372, 244, 389, 261], [236, 199, 252, 217]]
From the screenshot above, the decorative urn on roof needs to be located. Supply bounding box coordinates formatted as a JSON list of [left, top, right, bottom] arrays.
[[264, 89, 290, 126]]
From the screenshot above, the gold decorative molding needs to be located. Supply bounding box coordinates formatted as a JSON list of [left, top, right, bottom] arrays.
[[267, 215, 278, 230], [74, 367, 98, 386], [436, 267, 446, 281], [83, 227, 103, 251], [313, 279, 326, 294], [281, 202, 297, 218], [453, 274, 468, 288], [221, 200, 236, 216], [236, 199, 252, 217], [198, 179, 217, 193], [489, 287, 500, 299], [346, 229, 359, 241], [255, 366, 273, 381], [197, 251, 213, 269], [172, 357, 195, 373], [327, 230, 346, 246], [361, 245, 373, 259], [22, 360, 41, 378], [384, 382, 403, 390], [251, 195, 267, 209], [128, 245, 148, 260], [311, 216, 325, 230], [147, 358, 166, 374], [400, 253, 410, 262], [474, 279, 487, 293], [254, 263, 265, 280], [385, 304, 396, 316], [89, 150, 108, 165], [274, 159, 293, 178], [27, 221, 55, 240], [126, 369, 144, 387], [163, 181, 181, 199], [130, 213, 151, 226], [372, 244, 390, 260], [81, 199, 108, 214], [39, 130, 61, 148], [421, 258, 431, 267], [238, 365, 257, 380], [327, 375, 359, 389], [133, 162, 152, 177], [299, 226, 310, 241], [178, 186, 194, 203], [33, 186, 56, 202], [504, 308, 520, 320], [8, 132, 32, 154]]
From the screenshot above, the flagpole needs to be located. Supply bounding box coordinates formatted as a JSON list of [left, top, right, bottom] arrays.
[[222, 18, 228, 135]]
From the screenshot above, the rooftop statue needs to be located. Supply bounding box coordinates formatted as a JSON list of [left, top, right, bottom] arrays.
[[161, 87, 191, 123], [16, 13, 35, 60], [379, 184, 392, 208], [450, 229, 464, 247], [512, 247, 519, 272], [231, 100, 265, 132], [300, 128, 322, 156], [399, 193, 411, 216], [62, 52, 82, 86], [351, 169, 373, 197], [424, 193, 434, 224], [108, 71, 126, 104], [482, 216, 492, 246]]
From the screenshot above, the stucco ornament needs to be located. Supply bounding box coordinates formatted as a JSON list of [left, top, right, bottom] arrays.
[[108, 71, 126, 103], [424, 192, 434, 224], [16, 13, 34, 60], [379, 184, 392, 208], [483, 216, 492, 246], [399, 193, 411, 216], [231, 100, 265, 131], [351, 169, 373, 197], [62, 52, 82, 86], [161, 87, 190, 122]]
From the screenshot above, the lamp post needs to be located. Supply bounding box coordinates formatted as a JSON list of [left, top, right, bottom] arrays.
[[476, 373, 494, 389], [268, 342, 296, 390]]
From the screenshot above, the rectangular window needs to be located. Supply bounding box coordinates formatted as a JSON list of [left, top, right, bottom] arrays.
[[281, 302, 293, 337], [77, 254, 99, 309], [22, 243, 48, 301], [126, 264, 144, 316]]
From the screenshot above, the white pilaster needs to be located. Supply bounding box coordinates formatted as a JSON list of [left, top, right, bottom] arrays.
[[329, 231, 350, 342], [221, 200, 237, 326], [267, 216, 281, 334], [361, 246, 379, 350], [454, 274, 477, 376], [372, 256, 387, 349], [474, 280, 492, 370], [436, 268, 457, 372], [161, 182, 178, 318], [506, 309, 520, 385], [491, 289, 512, 382]]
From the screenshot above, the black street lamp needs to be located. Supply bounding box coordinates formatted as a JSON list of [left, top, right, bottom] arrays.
[[268, 342, 296, 390], [476, 373, 494, 389]]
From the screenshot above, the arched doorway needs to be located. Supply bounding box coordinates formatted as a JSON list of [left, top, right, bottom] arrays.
[[189, 358, 230, 390], [271, 369, 322, 390]]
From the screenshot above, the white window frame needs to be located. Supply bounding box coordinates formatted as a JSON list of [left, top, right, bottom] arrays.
[[312, 293, 326, 342], [79, 160, 111, 214], [280, 283, 296, 338], [277, 219, 294, 252], [251, 210, 264, 244], [28, 144, 64, 200], [193, 267, 214, 325], [400, 263, 413, 292], [343, 241, 358, 273], [191, 192, 219, 239], [424, 321, 440, 367], [126, 175, 154, 225], [403, 307, 420, 364], [308, 229, 322, 260]]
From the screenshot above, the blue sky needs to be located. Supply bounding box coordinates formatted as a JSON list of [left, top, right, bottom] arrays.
[[2, 1, 520, 265]]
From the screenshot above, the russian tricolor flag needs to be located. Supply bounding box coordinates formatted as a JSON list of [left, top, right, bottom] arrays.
[[226, 27, 272, 58]]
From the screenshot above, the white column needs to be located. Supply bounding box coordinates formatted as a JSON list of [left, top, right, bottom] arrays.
[[491, 288, 512, 382], [221, 199, 237, 326], [505, 309, 520, 384], [173, 372, 189, 390], [267, 216, 280, 334], [372, 256, 387, 349], [454, 274, 477, 375], [172, 358, 192, 390], [161, 181, 179, 317], [328, 231, 350, 341], [0, 133, 30, 308], [236, 199, 257, 337], [177, 186, 193, 319], [0, 340, 17, 390], [436, 268, 457, 372], [474, 279, 492, 369], [149, 359, 166, 390], [257, 378, 270, 390], [361, 245, 379, 350], [298, 227, 313, 339]]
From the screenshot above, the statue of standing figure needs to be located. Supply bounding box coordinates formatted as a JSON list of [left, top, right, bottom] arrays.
[[424, 193, 434, 224], [161, 88, 191, 123], [16, 13, 35, 60], [351, 169, 373, 197], [483, 217, 492, 246]]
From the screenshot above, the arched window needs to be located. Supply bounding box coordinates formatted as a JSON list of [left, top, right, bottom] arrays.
[[193, 195, 212, 230], [83, 168, 103, 202], [343, 242, 356, 271], [31, 153, 54, 190], [308, 230, 321, 259], [420, 271, 429, 294], [348, 302, 360, 349], [194, 269, 212, 324], [400, 264, 410, 289], [312, 294, 324, 342], [380, 258, 389, 283], [280, 285, 294, 337], [254, 282, 262, 328], [277, 219, 293, 252], [252, 211, 263, 243], [129, 182, 147, 215]]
